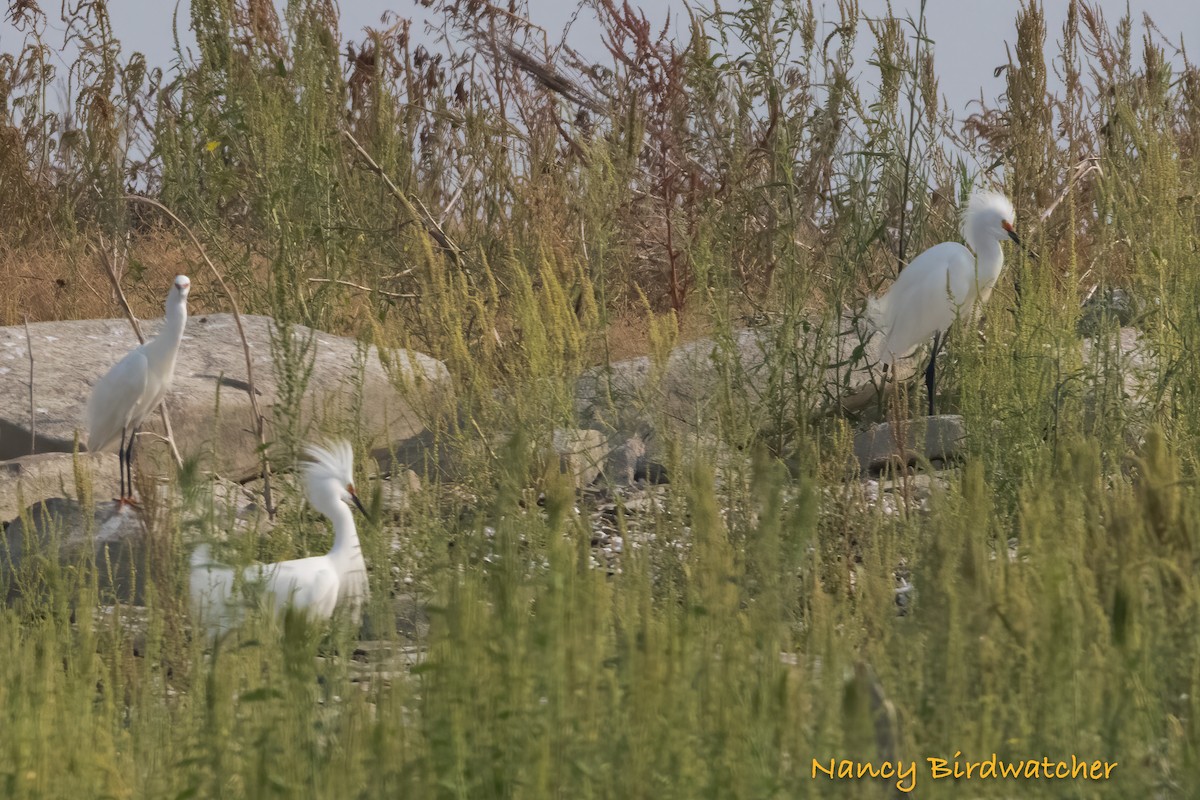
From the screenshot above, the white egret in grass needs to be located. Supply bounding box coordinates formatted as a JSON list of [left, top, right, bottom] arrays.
[[189, 440, 370, 637], [87, 275, 191, 505], [867, 191, 1024, 416]]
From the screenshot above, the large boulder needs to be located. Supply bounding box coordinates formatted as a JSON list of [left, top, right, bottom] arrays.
[[853, 415, 967, 475], [575, 313, 918, 443], [1079, 326, 1161, 446], [1080, 326, 1158, 410], [0, 314, 450, 482], [3, 497, 148, 603], [0, 452, 119, 525]]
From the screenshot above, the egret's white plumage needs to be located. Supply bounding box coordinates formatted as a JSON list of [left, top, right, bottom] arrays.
[[867, 191, 1022, 414], [87, 275, 191, 502], [189, 440, 370, 637], [868, 191, 1018, 362]]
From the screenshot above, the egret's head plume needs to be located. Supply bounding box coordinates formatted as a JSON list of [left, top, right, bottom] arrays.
[[963, 191, 1019, 248], [302, 440, 362, 512]]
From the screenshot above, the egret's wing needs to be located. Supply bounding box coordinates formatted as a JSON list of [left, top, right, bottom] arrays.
[[337, 562, 370, 624], [306, 567, 341, 620], [873, 243, 974, 359], [132, 357, 174, 431], [256, 558, 338, 621], [87, 349, 149, 452], [189, 561, 235, 610], [188, 549, 239, 636], [943, 247, 981, 310]]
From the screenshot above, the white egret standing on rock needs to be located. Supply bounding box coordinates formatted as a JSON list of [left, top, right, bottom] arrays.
[[189, 440, 370, 638], [87, 275, 191, 505], [867, 191, 1024, 416]]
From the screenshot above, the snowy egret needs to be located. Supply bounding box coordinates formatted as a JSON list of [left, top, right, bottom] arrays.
[[189, 440, 371, 637], [867, 191, 1023, 415], [87, 275, 191, 505]]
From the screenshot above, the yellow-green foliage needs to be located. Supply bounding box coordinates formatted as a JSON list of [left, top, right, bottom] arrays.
[[6, 0, 1200, 797]]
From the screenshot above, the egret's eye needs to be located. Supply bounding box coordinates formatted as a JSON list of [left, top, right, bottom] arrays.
[[1001, 220, 1015, 233]]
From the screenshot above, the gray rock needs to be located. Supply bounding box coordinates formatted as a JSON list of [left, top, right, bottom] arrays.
[[1077, 288, 1142, 336], [393, 593, 430, 642], [876, 471, 951, 501], [601, 431, 671, 486], [574, 314, 918, 444], [379, 426, 610, 489], [373, 428, 457, 480], [604, 432, 647, 485], [1080, 326, 1159, 410], [1076, 326, 1161, 449], [0, 314, 450, 481], [380, 469, 421, 521], [3, 497, 148, 603], [854, 415, 967, 475], [545, 428, 609, 487], [0, 452, 120, 525]]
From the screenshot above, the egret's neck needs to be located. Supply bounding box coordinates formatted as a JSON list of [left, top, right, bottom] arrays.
[[145, 298, 188, 370], [327, 500, 363, 563], [972, 238, 1005, 289], [163, 298, 188, 344], [964, 220, 1006, 290]]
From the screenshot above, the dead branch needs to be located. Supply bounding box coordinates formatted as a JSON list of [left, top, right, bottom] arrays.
[[340, 128, 464, 265], [498, 41, 603, 113], [24, 315, 34, 453], [307, 277, 416, 299]]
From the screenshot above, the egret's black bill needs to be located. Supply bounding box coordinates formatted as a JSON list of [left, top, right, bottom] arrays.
[[351, 492, 369, 516], [1007, 228, 1038, 260]]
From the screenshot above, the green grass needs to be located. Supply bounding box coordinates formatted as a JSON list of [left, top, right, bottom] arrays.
[[5, 433, 1200, 798], [3, 0, 1200, 796]]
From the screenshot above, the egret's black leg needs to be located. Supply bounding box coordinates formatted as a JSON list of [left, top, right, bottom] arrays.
[[925, 331, 944, 417], [117, 426, 129, 502], [124, 426, 139, 502]]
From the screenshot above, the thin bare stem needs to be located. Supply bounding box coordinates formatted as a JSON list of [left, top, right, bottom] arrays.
[[340, 128, 464, 265], [307, 278, 416, 299], [896, 0, 930, 276], [437, 182, 466, 226], [94, 238, 144, 343], [1039, 157, 1102, 223], [24, 316, 34, 454]]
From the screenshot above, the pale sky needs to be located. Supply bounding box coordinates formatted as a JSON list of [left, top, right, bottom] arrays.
[[2, 1, 1198, 123]]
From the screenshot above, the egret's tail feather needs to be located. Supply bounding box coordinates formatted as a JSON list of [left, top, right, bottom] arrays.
[[865, 293, 904, 366], [190, 544, 236, 586], [190, 543, 222, 570], [866, 294, 890, 334], [189, 544, 239, 637]]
